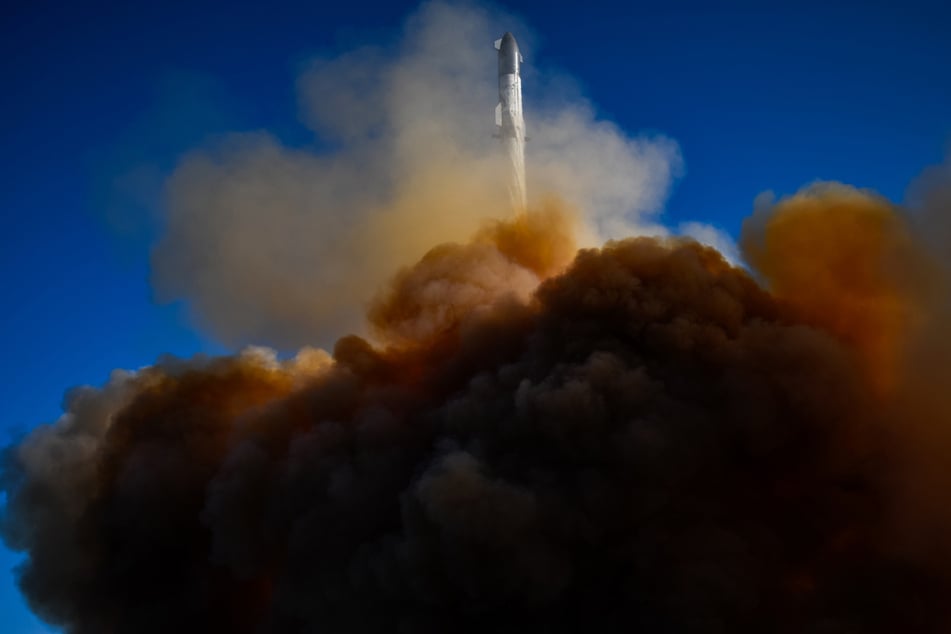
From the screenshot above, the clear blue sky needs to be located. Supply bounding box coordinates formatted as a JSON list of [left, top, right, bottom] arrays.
[[1, 0, 948, 630]]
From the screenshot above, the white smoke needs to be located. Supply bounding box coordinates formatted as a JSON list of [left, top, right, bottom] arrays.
[[152, 1, 698, 350], [678, 221, 740, 264]]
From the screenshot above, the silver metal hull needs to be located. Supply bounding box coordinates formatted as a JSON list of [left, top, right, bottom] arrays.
[[495, 32, 527, 212]]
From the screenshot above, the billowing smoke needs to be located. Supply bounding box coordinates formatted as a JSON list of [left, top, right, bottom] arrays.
[[151, 1, 683, 349], [7, 164, 951, 631], [741, 177, 951, 571]]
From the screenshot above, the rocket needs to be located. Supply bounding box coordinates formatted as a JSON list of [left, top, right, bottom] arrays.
[[495, 32, 527, 212]]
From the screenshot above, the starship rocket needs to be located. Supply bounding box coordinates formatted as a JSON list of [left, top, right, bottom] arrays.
[[495, 32, 527, 212]]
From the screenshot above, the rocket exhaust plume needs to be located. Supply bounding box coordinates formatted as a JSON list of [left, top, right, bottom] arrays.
[[495, 31, 527, 213], [147, 3, 682, 350]]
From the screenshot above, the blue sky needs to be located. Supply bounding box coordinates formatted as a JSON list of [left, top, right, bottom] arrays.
[[1, 0, 948, 630]]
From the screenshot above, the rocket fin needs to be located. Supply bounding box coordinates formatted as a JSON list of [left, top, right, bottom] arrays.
[[495, 102, 502, 127], [494, 38, 502, 50], [519, 52, 524, 63]]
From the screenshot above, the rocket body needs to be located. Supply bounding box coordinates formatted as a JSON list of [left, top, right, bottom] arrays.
[[495, 32, 527, 212]]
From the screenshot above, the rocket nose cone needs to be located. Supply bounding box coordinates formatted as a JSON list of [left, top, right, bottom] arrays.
[[498, 32, 520, 75], [501, 32, 518, 52]]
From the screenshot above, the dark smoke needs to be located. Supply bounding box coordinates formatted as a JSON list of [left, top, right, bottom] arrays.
[[5, 205, 951, 632]]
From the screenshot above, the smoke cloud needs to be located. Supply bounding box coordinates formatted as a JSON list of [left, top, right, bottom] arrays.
[[151, 1, 683, 349], [7, 171, 951, 631], [742, 176, 951, 574]]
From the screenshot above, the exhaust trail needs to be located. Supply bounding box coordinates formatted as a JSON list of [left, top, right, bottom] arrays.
[[495, 32, 527, 213], [148, 3, 683, 351]]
